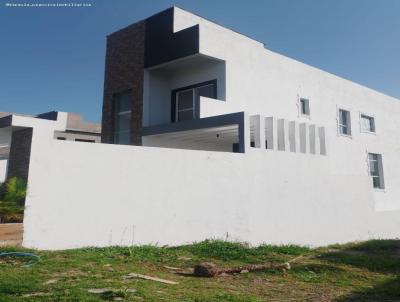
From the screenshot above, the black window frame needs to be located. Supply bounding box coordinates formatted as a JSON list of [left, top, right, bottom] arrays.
[[338, 108, 351, 136], [171, 79, 217, 123], [299, 98, 310, 116], [368, 153, 385, 189], [113, 90, 132, 145], [360, 114, 376, 133]]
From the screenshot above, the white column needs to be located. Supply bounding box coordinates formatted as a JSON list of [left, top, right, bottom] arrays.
[[277, 119, 286, 151], [299, 123, 309, 154], [265, 117, 276, 150], [289, 121, 297, 153], [318, 127, 327, 155], [309, 125, 316, 154], [239, 112, 251, 153], [250, 115, 265, 149]]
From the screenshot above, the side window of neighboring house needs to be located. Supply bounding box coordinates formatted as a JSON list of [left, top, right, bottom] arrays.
[[75, 139, 96, 143], [114, 92, 131, 145], [360, 114, 376, 133], [0, 144, 9, 159], [368, 153, 385, 189], [338, 109, 351, 136], [299, 98, 310, 116], [172, 80, 217, 122]]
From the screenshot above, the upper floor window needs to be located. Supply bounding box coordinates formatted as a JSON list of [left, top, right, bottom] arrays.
[[299, 98, 310, 116], [172, 80, 217, 122], [368, 153, 384, 189], [114, 92, 131, 145], [338, 109, 351, 136], [360, 114, 375, 133], [176, 89, 195, 122]]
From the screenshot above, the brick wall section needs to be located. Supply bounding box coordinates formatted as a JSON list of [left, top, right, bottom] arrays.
[[7, 128, 33, 181], [101, 21, 145, 145]]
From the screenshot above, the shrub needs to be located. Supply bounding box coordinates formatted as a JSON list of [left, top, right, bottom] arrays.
[[0, 177, 27, 223]]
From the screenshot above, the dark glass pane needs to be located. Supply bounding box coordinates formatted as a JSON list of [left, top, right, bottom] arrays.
[[370, 118, 376, 132], [372, 177, 380, 188], [117, 93, 131, 112], [114, 93, 132, 144], [361, 115, 375, 132], [116, 130, 130, 145], [177, 90, 193, 110], [117, 113, 131, 132], [301, 100, 307, 114], [178, 110, 194, 121], [368, 153, 377, 162], [197, 84, 215, 99], [371, 161, 379, 176], [369, 154, 379, 176], [340, 110, 348, 125]]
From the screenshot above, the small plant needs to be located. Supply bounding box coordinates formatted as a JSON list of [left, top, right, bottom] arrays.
[[0, 177, 27, 223]]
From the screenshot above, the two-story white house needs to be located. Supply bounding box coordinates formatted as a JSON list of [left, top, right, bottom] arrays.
[[102, 7, 399, 211]]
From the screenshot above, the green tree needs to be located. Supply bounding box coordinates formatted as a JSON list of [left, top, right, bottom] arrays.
[[0, 177, 26, 223]]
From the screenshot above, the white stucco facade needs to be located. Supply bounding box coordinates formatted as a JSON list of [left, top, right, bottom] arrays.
[[143, 7, 400, 211]]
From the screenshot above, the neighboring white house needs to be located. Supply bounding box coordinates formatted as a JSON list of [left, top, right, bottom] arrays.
[[0, 111, 101, 183], [0, 7, 399, 250]]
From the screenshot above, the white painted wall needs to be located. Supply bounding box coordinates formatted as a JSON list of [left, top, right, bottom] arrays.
[[200, 96, 237, 118], [0, 127, 12, 182], [170, 8, 400, 211], [142, 130, 236, 152], [0, 160, 7, 183], [22, 129, 400, 250]]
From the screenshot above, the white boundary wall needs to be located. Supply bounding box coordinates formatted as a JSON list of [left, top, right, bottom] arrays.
[[22, 134, 400, 250]]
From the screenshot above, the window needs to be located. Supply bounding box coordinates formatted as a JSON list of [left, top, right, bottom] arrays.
[[368, 153, 384, 189], [172, 80, 217, 122], [176, 89, 194, 122], [114, 92, 131, 144], [360, 114, 375, 133], [57, 137, 66, 140], [338, 109, 351, 136], [299, 98, 310, 116], [75, 139, 95, 143]]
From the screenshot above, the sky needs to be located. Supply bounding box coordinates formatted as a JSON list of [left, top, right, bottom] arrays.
[[0, 0, 399, 122]]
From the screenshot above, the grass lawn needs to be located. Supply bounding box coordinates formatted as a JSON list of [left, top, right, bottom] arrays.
[[0, 239, 399, 301]]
